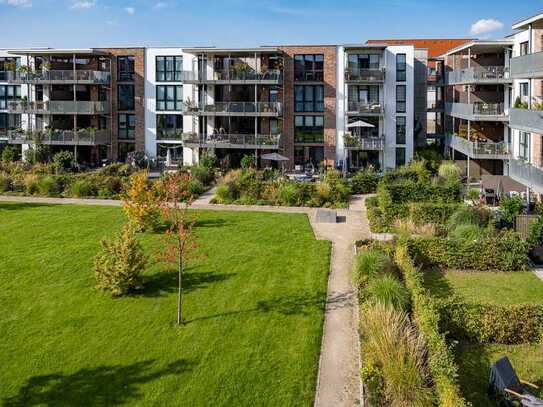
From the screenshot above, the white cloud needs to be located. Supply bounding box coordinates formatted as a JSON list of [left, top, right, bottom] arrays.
[[0, 0, 32, 8], [70, 0, 96, 10], [153, 1, 167, 9], [470, 18, 504, 36], [125, 6, 135, 14]]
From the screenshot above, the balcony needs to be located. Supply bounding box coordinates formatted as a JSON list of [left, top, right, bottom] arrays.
[[344, 134, 385, 151], [185, 102, 282, 117], [181, 133, 280, 149], [8, 129, 110, 145], [346, 101, 383, 116], [445, 102, 507, 121], [156, 130, 185, 142], [185, 69, 282, 84], [445, 133, 509, 159], [344, 68, 385, 82], [446, 66, 510, 85], [509, 105, 543, 134], [510, 51, 543, 79], [4, 70, 111, 84], [8, 100, 110, 115], [509, 158, 543, 194]]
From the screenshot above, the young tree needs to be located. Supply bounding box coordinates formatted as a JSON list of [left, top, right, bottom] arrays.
[[122, 171, 161, 231], [156, 172, 201, 325]]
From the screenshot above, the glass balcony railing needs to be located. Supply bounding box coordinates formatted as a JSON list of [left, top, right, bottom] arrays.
[[347, 101, 383, 114], [186, 102, 282, 116], [191, 69, 282, 82], [181, 133, 280, 148], [445, 133, 509, 159], [7, 129, 110, 145], [4, 70, 111, 84], [447, 66, 510, 84], [8, 100, 110, 115], [344, 68, 385, 81]]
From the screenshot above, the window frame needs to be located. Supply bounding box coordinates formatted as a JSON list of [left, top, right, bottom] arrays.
[[294, 85, 324, 112], [117, 56, 135, 81], [118, 113, 136, 140], [396, 147, 406, 167], [156, 56, 183, 82], [396, 85, 407, 113], [396, 53, 407, 82], [396, 116, 406, 144], [294, 54, 324, 81], [117, 84, 135, 111], [0, 85, 21, 110], [156, 114, 183, 139], [156, 85, 183, 111], [294, 115, 325, 143]]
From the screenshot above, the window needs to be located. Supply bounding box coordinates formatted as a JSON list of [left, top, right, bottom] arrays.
[[295, 115, 324, 143], [0, 85, 21, 110], [156, 85, 183, 111], [294, 54, 324, 81], [156, 56, 183, 82], [118, 114, 135, 139], [520, 42, 529, 56], [295, 85, 324, 112], [396, 85, 406, 113], [396, 116, 406, 144], [156, 114, 183, 139], [118, 84, 135, 110], [348, 85, 379, 104], [396, 54, 406, 82], [0, 113, 21, 129], [519, 132, 530, 161], [347, 54, 380, 71], [118, 142, 135, 162], [0, 57, 19, 80], [118, 56, 135, 81], [520, 82, 529, 103], [396, 147, 406, 167]]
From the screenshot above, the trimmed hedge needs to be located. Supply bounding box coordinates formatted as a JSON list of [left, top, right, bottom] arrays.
[[407, 230, 529, 272], [395, 242, 468, 407], [377, 179, 461, 206], [435, 298, 543, 344], [350, 170, 380, 194], [409, 203, 461, 226]]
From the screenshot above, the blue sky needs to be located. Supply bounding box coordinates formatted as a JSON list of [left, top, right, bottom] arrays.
[[0, 0, 542, 48]]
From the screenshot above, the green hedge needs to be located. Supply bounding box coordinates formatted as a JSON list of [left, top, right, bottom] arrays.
[[435, 298, 543, 344], [409, 203, 461, 226], [350, 170, 380, 194], [407, 230, 529, 272], [377, 179, 461, 206], [395, 242, 468, 407]]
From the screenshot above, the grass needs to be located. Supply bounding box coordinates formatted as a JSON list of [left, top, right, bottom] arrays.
[[455, 343, 543, 407], [0, 202, 331, 406], [423, 269, 543, 305]]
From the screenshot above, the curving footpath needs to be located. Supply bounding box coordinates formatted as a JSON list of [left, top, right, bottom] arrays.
[[0, 192, 372, 406]]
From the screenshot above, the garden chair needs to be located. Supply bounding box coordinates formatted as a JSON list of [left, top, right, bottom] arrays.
[[488, 357, 542, 406]]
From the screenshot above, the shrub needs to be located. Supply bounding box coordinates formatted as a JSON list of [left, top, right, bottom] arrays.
[[37, 176, 63, 197], [199, 153, 217, 169], [394, 219, 437, 238], [437, 161, 461, 181], [528, 216, 543, 247], [24, 174, 40, 195], [0, 173, 11, 192], [276, 182, 301, 206], [449, 223, 485, 240], [99, 163, 132, 177], [97, 176, 124, 198], [500, 195, 525, 223], [188, 178, 205, 197], [394, 243, 468, 407], [215, 183, 235, 203], [446, 206, 489, 230], [94, 224, 147, 297], [191, 166, 214, 186], [353, 248, 393, 288], [408, 202, 461, 226], [1, 146, 18, 162], [360, 304, 433, 407], [435, 298, 543, 344], [240, 154, 255, 169], [70, 179, 97, 198], [122, 171, 161, 231], [366, 274, 410, 311], [52, 150, 74, 171], [365, 196, 379, 208]]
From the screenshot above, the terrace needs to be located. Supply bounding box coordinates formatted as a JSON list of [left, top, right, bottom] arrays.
[[184, 101, 282, 117], [180, 132, 280, 149], [445, 133, 509, 159], [7, 128, 110, 145], [8, 100, 110, 115], [444, 102, 507, 121]]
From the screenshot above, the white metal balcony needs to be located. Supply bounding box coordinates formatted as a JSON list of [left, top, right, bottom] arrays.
[[181, 133, 280, 149], [344, 68, 385, 82], [185, 69, 282, 84], [4, 70, 110, 84], [8, 129, 111, 145], [446, 66, 510, 85], [509, 158, 543, 194], [346, 101, 383, 116], [445, 102, 507, 121], [510, 51, 543, 79], [185, 102, 282, 117], [8, 100, 110, 115], [445, 134, 509, 159], [344, 134, 385, 151]]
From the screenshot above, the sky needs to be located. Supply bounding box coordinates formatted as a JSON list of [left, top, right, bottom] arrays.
[[0, 0, 542, 48]]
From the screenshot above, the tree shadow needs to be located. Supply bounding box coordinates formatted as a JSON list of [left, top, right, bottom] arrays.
[[0, 202, 55, 211], [2, 359, 194, 407], [193, 218, 232, 229], [141, 271, 234, 298], [421, 267, 455, 299]]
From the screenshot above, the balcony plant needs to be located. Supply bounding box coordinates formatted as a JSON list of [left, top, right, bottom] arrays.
[[514, 96, 529, 109], [4, 61, 16, 72], [183, 97, 197, 112], [344, 133, 361, 148]]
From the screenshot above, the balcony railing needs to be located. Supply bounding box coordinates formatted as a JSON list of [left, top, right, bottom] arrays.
[[509, 158, 543, 194], [511, 51, 543, 79], [188, 69, 282, 83], [185, 102, 282, 116], [344, 134, 385, 150], [4, 70, 111, 84], [156, 131, 185, 141], [445, 133, 509, 159], [8, 100, 110, 115], [509, 106, 543, 134], [181, 133, 280, 149], [345, 68, 385, 82], [447, 66, 510, 84], [347, 101, 383, 115], [445, 102, 506, 120], [8, 129, 110, 145]]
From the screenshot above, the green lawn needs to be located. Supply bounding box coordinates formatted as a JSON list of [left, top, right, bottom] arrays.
[[0, 203, 331, 406], [423, 269, 543, 305], [455, 343, 543, 407]]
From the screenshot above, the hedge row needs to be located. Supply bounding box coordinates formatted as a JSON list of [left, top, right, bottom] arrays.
[[395, 242, 468, 407], [407, 230, 529, 272], [377, 179, 461, 206], [435, 298, 543, 344]]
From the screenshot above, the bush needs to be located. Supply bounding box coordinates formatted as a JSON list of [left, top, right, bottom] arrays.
[[437, 161, 461, 181], [215, 183, 235, 203], [240, 154, 255, 169], [528, 216, 543, 247], [435, 298, 543, 344], [122, 171, 161, 231], [37, 176, 63, 197], [449, 223, 485, 240], [0, 173, 11, 192], [447, 206, 489, 230], [394, 243, 468, 407], [1, 146, 18, 162], [360, 304, 434, 406], [191, 166, 214, 186], [408, 202, 461, 226], [52, 151, 74, 171], [188, 178, 205, 196], [94, 224, 148, 297], [99, 163, 132, 177], [24, 174, 40, 195], [378, 179, 461, 206], [276, 182, 301, 206], [199, 153, 217, 169], [97, 176, 124, 198], [500, 195, 525, 223], [353, 248, 393, 288], [366, 274, 410, 311], [70, 179, 97, 198], [407, 230, 529, 272]]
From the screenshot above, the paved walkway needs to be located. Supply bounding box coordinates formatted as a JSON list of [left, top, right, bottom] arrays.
[[0, 193, 371, 406]]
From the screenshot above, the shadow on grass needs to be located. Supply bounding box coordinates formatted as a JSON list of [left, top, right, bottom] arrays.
[[0, 202, 55, 211], [194, 218, 233, 229], [3, 359, 194, 407], [422, 267, 455, 299], [141, 271, 234, 298]]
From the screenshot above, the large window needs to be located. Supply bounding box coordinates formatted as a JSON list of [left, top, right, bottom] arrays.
[[0, 113, 21, 130], [156, 56, 183, 82], [294, 54, 324, 81], [157, 114, 183, 139], [118, 84, 135, 110], [156, 85, 183, 111], [520, 42, 529, 56], [118, 56, 135, 81], [396, 54, 406, 82], [396, 85, 406, 113], [396, 116, 406, 144], [118, 113, 135, 139], [347, 54, 380, 70], [295, 85, 324, 112], [348, 85, 379, 104], [295, 115, 324, 143], [0, 85, 21, 109], [396, 147, 406, 167], [0, 57, 19, 80], [519, 132, 530, 161]]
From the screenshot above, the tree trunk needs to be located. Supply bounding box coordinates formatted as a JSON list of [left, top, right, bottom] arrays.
[[177, 245, 183, 325]]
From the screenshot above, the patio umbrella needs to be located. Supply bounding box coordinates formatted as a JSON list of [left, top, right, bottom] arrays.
[[261, 152, 289, 161], [347, 120, 375, 128]]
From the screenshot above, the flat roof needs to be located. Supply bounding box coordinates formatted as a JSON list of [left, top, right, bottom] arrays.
[[7, 48, 109, 56], [512, 11, 543, 30], [182, 47, 280, 54], [343, 44, 388, 50], [439, 40, 513, 57]]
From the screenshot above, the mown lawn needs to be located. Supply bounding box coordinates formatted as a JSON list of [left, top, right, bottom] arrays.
[[423, 269, 543, 305], [0, 202, 331, 406], [455, 343, 543, 407]]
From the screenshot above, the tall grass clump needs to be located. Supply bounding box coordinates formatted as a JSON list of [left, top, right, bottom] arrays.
[[438, 161, 461, 181], [366, 274, 410, 311], [353, 248, 392, 288], [361, 304, 433, 407]]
